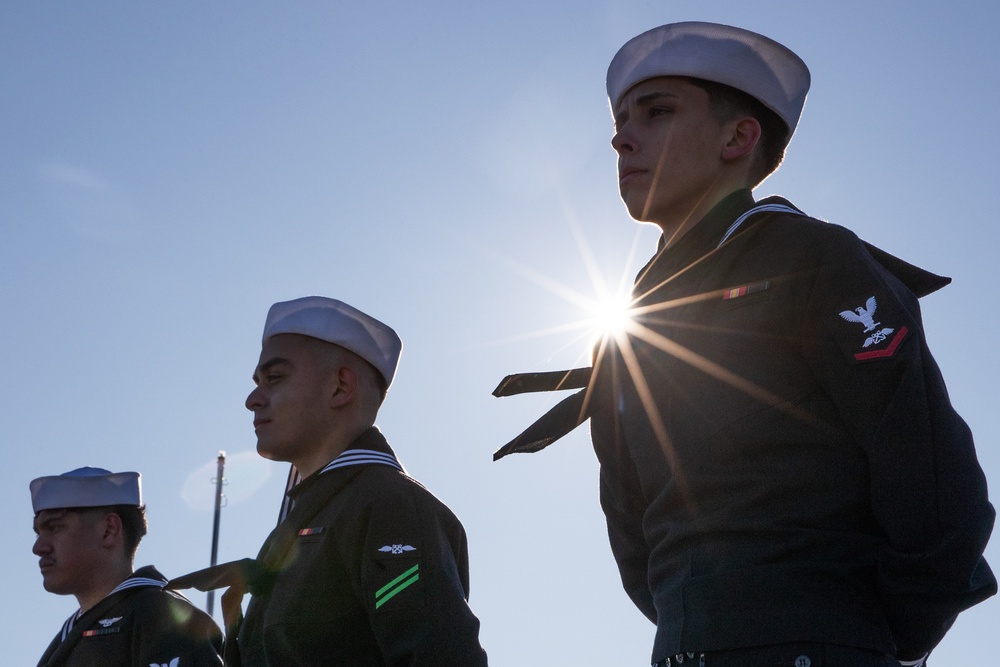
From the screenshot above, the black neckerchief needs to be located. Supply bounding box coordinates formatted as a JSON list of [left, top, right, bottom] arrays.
[[491, 190, 949, 460]]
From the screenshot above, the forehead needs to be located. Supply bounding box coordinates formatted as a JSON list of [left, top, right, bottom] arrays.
[[255, 333, 342, 374], [257, 333, 315, 364], [33, 508, 81, 531], [615, 76, 704, 113]]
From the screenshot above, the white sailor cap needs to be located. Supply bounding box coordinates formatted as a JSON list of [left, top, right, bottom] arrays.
[[30, 467, 142, 513], [263, 296, 402, 388], [607, 21, 810, 144]]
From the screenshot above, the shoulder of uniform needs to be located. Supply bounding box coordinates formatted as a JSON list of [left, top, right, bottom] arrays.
[[364, 466, 444, 506], [365, 466, 464, 524], [127, 582, 195, 609], [743, 209, 863, 265]]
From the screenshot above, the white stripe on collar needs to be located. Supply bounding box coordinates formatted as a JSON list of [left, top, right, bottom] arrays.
[[60, 575, 165, 639], [109, 577, 166, 594], [717, 203, 803, 248], [319, 449, 404, 476], [60, 611, 80, 641], [278, 450, 406, 524]]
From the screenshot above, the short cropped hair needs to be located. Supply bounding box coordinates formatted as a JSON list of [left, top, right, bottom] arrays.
[[66, 505, 148, 561], [112, 504, 148, 560], [686, 77, 789, 186], [306, 336, 389, 405]]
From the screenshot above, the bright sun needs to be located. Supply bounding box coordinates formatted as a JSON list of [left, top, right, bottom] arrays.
[[589, 293, 635, 341]]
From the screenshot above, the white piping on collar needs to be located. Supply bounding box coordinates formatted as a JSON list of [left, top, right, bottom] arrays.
[[60, 611, 79, 641], [319, 449, 404, 475], [60, 574, 165, 640], [717, 203, 803, 248], [277, 449, 405, 525]]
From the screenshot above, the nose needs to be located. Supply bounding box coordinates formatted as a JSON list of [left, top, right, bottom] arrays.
[[611, 125, 635, 155], [32, 536, 50, 556], [245, 386, 264, 412]]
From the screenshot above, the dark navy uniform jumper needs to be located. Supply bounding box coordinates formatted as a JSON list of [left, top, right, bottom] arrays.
[[496, 188, 995, 666], [37, 566, 222, 667], [236, 427, 487, 666], [592, 190, 995, 663]]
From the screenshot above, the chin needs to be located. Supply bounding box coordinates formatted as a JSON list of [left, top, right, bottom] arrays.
[[41, 578, 66, 595], [256, 443, 291, 464], [626, 208, 659, 225], [622, 197, 656, 223]]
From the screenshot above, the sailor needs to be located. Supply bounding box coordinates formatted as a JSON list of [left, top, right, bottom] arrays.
[[493, 21, 995, 667], [173, 296, 488, 665], [31, 466, 223, 666]]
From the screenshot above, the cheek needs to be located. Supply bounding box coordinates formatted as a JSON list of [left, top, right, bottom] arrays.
[[267, 385, 296, 413], [690, 120, 727, 157], [270, 387, 316, 430]]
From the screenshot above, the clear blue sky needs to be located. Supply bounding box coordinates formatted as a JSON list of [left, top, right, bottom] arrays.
[[3, 2, 997, 664]]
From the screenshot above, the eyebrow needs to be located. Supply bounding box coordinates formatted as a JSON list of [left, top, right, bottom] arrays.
[[614, 91, 679, 128], [33, 514, 63, 534], [252, 357, 291, 383], [634, 91, 679, 106]]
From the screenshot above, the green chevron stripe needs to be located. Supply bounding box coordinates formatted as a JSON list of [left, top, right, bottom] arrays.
[[375, 564, 420, 609], [375, 572, 419, 609]]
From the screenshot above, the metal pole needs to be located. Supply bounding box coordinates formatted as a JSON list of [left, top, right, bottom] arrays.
[[207, 450, 226, 616]]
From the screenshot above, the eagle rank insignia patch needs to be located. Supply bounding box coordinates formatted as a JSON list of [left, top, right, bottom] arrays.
[[837, 295, 908, 361]]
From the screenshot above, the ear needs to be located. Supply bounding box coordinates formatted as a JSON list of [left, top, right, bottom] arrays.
[[721, 117, 762, 162], [329, 365, 358, 409], [99, 512, 124, 549]]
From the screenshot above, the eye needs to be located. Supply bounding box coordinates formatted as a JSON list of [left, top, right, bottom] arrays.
[[649, 106, 673, 118]]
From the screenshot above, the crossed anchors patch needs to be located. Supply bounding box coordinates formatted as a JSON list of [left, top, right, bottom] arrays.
[[838, 295, 908, 361]]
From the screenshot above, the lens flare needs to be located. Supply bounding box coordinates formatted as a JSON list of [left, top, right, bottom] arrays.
[[587, 292, 636, 343]]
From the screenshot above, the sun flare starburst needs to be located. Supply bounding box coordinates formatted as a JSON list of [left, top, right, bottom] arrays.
[[586, 292, 637, 344]]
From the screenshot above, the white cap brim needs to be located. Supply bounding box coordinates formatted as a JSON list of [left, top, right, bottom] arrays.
[[263, 296, 402, 388], [30, 467, 142, 513], [607, 22, 810, 145]]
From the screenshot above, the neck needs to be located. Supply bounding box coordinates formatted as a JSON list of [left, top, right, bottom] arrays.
[[75, 562, 133, 613], [294, 421, 374, 478], [655, 213, 701, 249], [654, 182, 749, 248]]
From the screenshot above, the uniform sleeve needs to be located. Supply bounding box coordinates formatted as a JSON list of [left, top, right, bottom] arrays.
[[357, 481, 488, 666], [590, 366, 657, 624], [801, 229, 996, 658], [132, 590, 224, 666]]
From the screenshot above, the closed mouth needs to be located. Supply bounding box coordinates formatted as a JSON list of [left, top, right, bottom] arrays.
[[619, 166, 645, 183]]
